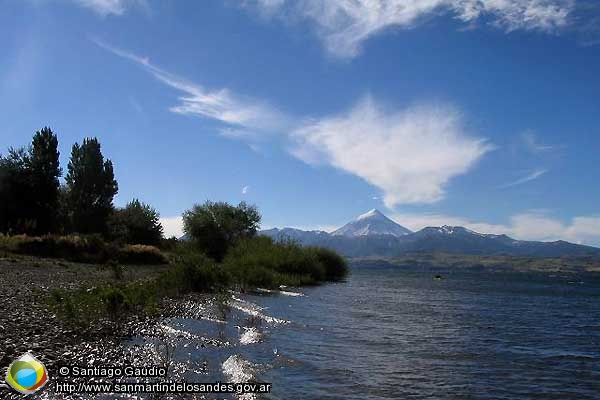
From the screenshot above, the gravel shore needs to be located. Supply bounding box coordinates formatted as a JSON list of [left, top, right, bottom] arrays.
[[0, 256, 172, 395]]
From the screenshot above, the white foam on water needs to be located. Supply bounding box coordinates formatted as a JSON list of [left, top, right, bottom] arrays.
[[229, 295, 289, 324], [240, 327, 262, 345], [200, 316, 227, 324], [256, 287, 304, 297], [222, 354, 259, 399], [255, 287, 274, 294], [177, 299, 227, 323], [158, 323, 230, 348], [222, 354, 255, 382], [159, 324, 198, 340], [279, 290, 304, 297]]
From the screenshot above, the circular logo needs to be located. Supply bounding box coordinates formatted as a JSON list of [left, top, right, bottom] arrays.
[[6, 353, 49, 394]]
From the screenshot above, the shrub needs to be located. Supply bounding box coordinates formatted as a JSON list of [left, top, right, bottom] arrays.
[[308, 247, 348, 281], [159, 236, 180, 252], [222, 236, 346, 288], [182, 201, 261, 261], [118, 244, 168, 265], [100, 287, 130, 317], [158, 253, 230, 294], [106, 260, 125, 280]]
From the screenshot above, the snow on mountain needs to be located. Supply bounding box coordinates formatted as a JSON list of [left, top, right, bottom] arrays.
[[331, 209, 413, 237], [259, 210, 600, 258]]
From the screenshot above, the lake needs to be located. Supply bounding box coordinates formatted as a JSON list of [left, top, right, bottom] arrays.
[[134, 263, 600, 399]]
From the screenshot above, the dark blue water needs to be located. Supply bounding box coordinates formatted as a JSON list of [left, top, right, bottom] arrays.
[[138, 264, 600, 400]]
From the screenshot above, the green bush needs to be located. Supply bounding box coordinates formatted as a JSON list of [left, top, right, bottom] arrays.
[[109, 199, 164, 245], [157, 253, 230, 295], [182, 201, 261, 261], [49, 281, 161, 322], [222, 236, 347, 288], [100, 287, 130, 317], [106, 260, 125, 280], [159, 236, 180, 252], [307, 247, 349, 281]]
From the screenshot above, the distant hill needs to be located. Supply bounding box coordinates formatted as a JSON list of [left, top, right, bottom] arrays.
[[260, 210, 600, 259], [260, 227, 330, 245]]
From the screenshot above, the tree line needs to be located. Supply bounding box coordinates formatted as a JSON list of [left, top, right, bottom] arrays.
[[1, 127, 348, 287], [0, 128, 163, 245]]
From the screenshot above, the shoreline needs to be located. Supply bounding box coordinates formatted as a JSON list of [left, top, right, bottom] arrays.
[[3, 255, 599, 399], [0, 256, 265, 399], [0, 257, 176, 389]]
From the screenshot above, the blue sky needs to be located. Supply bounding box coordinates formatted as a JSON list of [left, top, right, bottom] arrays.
[[1, 0, 600, 245]]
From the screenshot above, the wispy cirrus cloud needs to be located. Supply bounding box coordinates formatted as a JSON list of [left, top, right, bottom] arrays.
[[247, 0, 575, 57], [291, 97, 492, 207], [500, 168, 548, 188], [68, 0, 146, 16], [93, 39, 292, 137], [97, 40, 491, 207]]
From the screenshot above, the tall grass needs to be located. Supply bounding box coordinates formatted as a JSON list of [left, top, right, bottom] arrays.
[[0, 234, 167, 264]]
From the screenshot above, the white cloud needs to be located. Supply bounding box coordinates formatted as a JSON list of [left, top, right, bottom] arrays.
[[500, 168, 548, 188], [160, 216, 184, 238], [242, 185, 250, 195], [93, 39, 291, 137], [390, 211, 600, 246], [71, 0, 146, 16], [566, 216, 600, 244], [248, 0, 574, 57], [291, 97, 492, 207], [507, 212, 566, 241], [97, 40, 493, 207]]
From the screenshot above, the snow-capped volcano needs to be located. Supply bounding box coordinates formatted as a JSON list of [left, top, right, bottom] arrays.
[[260, 210, 600, 258], [331, 209, 413, 237]]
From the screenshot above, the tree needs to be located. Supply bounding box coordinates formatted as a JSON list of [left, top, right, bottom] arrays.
[[65, 137, 118, 234], [109, 199, 164, 245], [29, 127, 61, 234], [0, 128, 61, 234], [182, 201, 261, 261], [0, 148, 34, 233]]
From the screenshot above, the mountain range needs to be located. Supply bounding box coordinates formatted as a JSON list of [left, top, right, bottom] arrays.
[[261, 209, 600, 258]]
